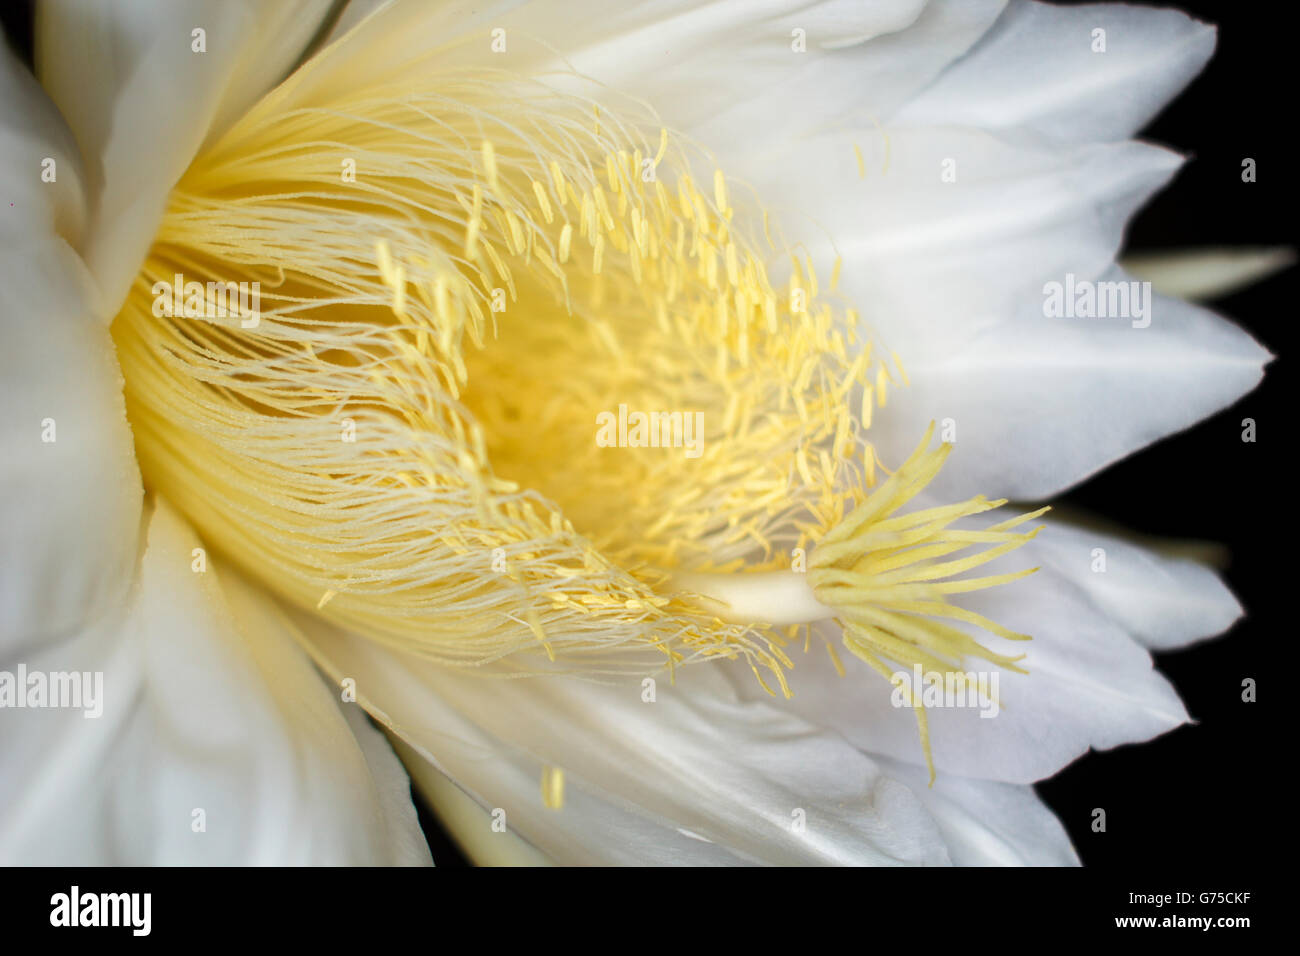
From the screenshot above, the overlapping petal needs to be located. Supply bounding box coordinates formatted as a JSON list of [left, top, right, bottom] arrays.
[[0, 36, 140, 652], [35, 0, 337, 315], [0, 499, 430, 865], [299, 615, 952, 865]]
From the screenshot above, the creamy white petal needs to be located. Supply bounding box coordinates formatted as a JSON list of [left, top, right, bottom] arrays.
[[0, 238, 141, 656], [1123, 247, 1295, 302], [0, 37, 138, 653], [869, 268, 1269, 500], [310, 0, 1003, 176], [390, 690, 757, 866], [476, 0, 997, 158], [300, 619, 761, 864], [872, 756, 1078, 866], [297, 616, 951, 865], [36, 0, 336, 316], [392, 737, 554, 866], [0, 498, 430, 865], [745, 126, 1184, 363], [0, 35, 85, 247], [894, 0, 1215, 143], [737, 125, 1268, 499], [1019, 518, 1242, 652], [335, 705, 435, 866]]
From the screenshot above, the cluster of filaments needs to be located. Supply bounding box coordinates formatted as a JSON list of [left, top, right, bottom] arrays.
[[113, 70, 894, 684], [112, 64, 1039, 725], [804, 427, 1047, 779]]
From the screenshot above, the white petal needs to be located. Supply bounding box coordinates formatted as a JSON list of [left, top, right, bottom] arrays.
[[308, 0, 1003, 174], [302, 621, 759, 865], [870, 268, 1270, 500], [894, 0, 1215, 143], [742, 125, 1267, 498], [0, 35, 85, 247], [390, 693, 755, 866], [746, 126, 1184, 364], [0, 238, 141, 655], [297, 616, 951, 865], [1123, 247, 1295, 302], [335, 705, 435, 866], [391, 737, 554, 866], [35, 0, 337, 316], [872, 756, 1078, 865], [512, 0, 996, 156], [1020, 518, 1242, 652], [0, 38, 136, 653], [0, 498, 430, 865]]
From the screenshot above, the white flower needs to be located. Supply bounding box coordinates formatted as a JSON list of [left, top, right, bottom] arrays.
[[0, 0, 1274, 866]]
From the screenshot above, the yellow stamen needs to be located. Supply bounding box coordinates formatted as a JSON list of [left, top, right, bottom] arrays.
[[676, 426, 1046, 783], [541, 766, 565, 810]]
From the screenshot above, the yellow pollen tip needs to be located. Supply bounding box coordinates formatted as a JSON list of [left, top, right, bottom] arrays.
[[541, 766, 565, 810]]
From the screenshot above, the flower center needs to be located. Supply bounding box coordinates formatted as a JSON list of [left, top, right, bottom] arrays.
[[110, 61, 1039, 779]]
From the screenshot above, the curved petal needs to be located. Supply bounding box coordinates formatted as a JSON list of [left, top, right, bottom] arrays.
[[399, 708, 1079, 866], [392, 738, 554, 867], [0, 238, 141, 656], [0, 36, 136, 655], [502, 0, 1001, 163], [1018, 517, 1242, 652], [302, 618, 764, 865], [306, 0, 1004, 176], [744, 126, 1185, 363], [869, 270, 1270, 500], [893, 0, 1215, 143], [0, 498, 429, 865], [35, 0, 336, 316], [873, 757, 1078, 865], [295, 615, 951, 865], [386, 688, 757, 866], [738, 124, 1268, 498], [0, 33, 85, 247]]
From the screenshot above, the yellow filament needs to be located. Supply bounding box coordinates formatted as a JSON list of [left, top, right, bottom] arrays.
[[541, 766, 565, 810], [807, 425, 1047, 783]]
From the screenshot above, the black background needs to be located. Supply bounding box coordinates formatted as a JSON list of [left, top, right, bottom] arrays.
[[1036, 0, 1288, 868], [2, 0, 1288, 871]]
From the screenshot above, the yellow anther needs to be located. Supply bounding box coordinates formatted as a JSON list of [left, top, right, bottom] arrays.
[[558, 222, 573, 263], [541, 766, 565, 810], [531, 179, 554, 223]]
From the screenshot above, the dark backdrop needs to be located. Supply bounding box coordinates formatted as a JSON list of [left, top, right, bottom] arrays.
[[1038, 0, 1288, 868]]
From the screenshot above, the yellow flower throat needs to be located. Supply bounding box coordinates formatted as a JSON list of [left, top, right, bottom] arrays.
[[110, 61, 1041, 781]]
